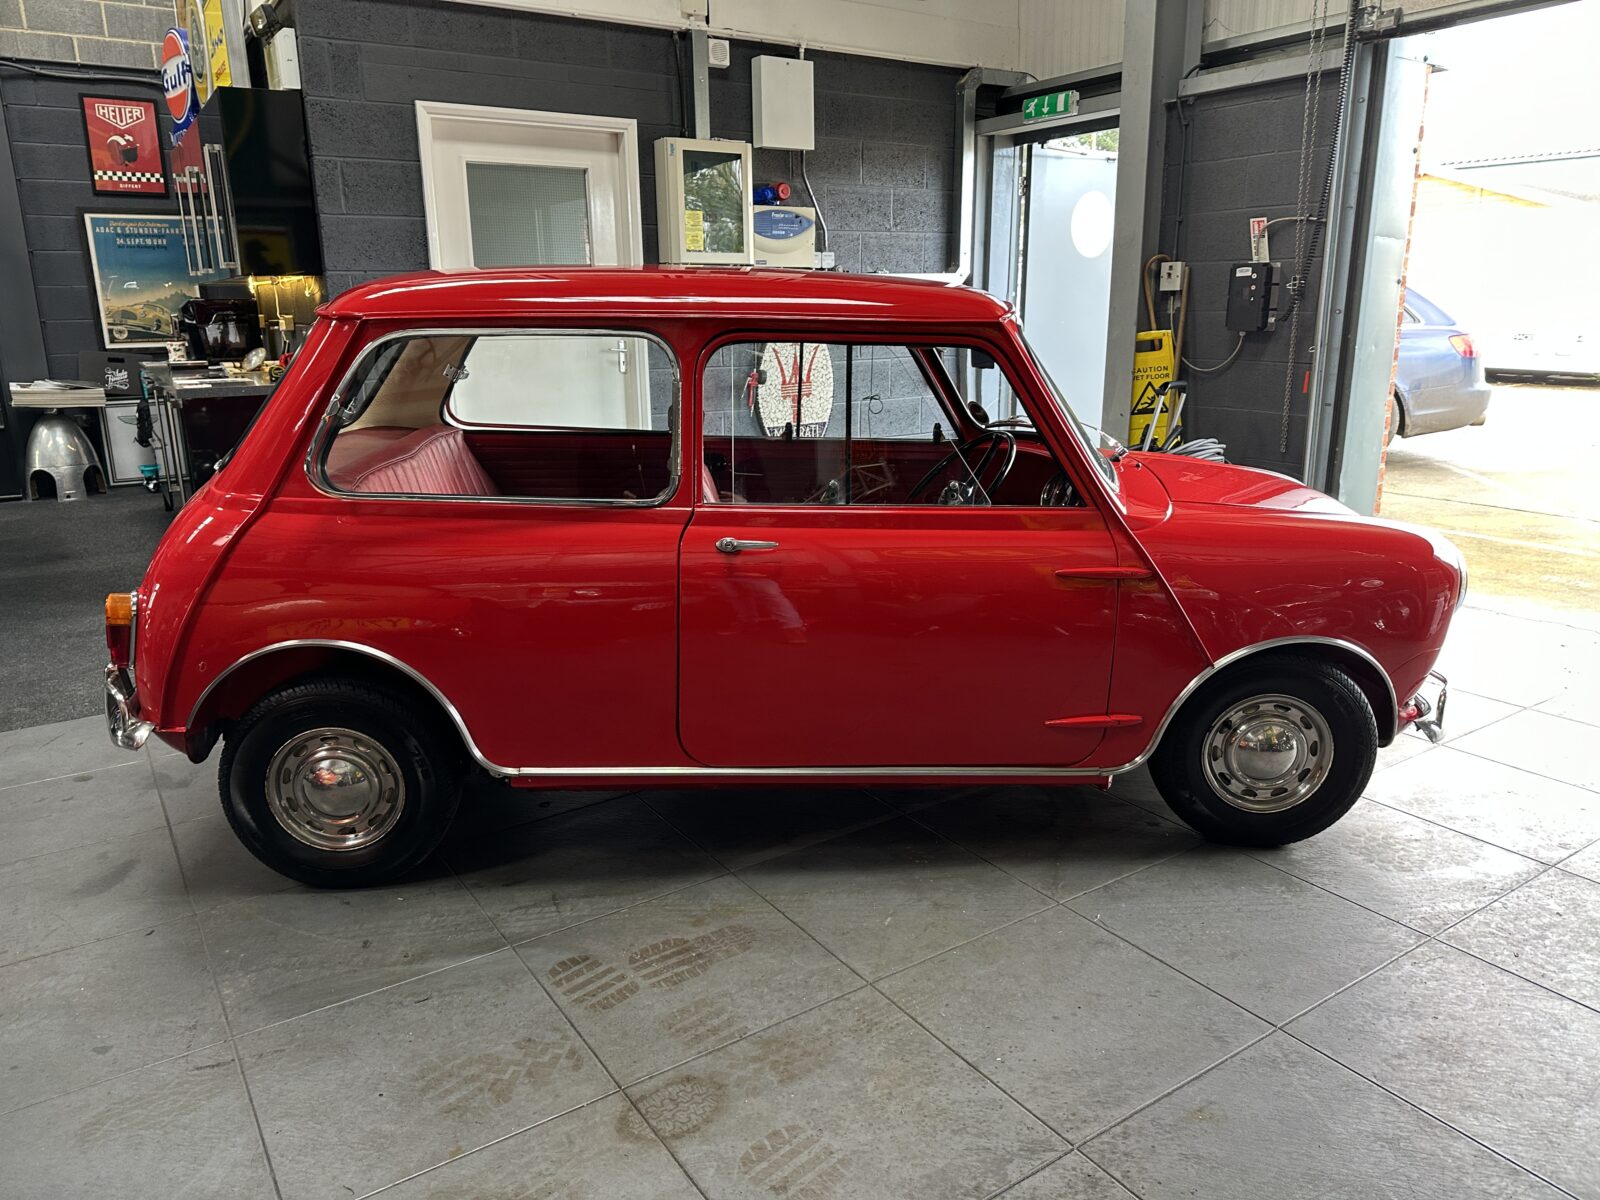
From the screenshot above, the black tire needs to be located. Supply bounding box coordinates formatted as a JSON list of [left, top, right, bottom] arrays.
[[218, 677, 463, 888], [1386, 394, 1406, 446], [1149, 656, 1377, 846]]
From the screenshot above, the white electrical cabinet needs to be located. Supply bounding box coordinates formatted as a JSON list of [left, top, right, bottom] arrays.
[[654, 137, 754, 266], [751, 56, 815, 150], [752, 205, 816, 268]]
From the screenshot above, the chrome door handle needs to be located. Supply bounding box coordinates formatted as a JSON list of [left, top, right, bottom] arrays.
[[716, 537, 779, 554]]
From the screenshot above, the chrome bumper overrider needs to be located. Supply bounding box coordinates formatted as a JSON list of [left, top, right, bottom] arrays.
[[1406, 670, 1449, 744], [105, 665, 154, 750]]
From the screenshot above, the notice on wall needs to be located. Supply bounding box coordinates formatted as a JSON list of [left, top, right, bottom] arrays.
[[80, 96, 166, 196], [1249, 216, 1271, 263], [684, 209, 706, 253]]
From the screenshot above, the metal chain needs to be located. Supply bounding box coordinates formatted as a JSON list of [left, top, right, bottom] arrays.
[[1281, 0, 1330, 454]]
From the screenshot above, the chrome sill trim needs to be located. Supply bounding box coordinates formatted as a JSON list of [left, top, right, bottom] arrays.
[[189, 634, 1397, 779]]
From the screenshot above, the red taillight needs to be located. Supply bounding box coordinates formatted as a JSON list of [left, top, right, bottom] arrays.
[[1449, 333, 1477, 359], [106, 592, 134, 669]]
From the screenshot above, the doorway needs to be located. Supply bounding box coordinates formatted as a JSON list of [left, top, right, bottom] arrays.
[[415, 102, 644, 269], [1019, 132, 1119, 434], [980, 129, 1119, 435], [1360, 3, 1600, 627]]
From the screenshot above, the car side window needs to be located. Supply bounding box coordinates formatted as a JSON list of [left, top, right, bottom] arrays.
[[700, 341, 1078, 507], [320, 331, 676, 502]]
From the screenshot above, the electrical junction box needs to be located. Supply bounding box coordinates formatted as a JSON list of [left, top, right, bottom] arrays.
[[655, 137, 754, 265], [1159, 260, 1185, 292], [1226, 261, 1279, 332], [752, 55, 815, 150], [752, 205, 816, 268]]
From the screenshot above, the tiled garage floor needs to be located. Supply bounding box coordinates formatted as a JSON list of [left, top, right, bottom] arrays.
[[3, 604, 1599, 1200]]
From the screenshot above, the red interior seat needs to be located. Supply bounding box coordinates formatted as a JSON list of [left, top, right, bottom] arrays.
[[340, 425, 500, 496]]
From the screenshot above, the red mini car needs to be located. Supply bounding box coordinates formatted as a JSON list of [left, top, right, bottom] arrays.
[[104, 268, 1462, 887]]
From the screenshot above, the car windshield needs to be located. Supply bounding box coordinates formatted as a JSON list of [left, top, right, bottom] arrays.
[[1016, 331, 1120, 490]]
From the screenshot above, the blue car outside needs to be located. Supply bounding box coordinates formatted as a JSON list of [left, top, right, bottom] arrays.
[[1393, 290, 1491, 440]]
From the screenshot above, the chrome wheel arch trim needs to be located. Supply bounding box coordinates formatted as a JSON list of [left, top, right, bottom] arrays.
[[188, 634, 1396, 780], [1115, 634, 1399, 774]]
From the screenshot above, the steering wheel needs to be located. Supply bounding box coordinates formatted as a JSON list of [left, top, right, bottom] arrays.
[[907, 430, 1018, 505]]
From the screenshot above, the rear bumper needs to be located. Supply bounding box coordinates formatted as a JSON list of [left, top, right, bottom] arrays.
[[105, 665, 154, 750]]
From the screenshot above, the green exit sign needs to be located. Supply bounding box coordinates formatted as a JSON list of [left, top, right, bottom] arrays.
[[1021, 90, 1078, 123]]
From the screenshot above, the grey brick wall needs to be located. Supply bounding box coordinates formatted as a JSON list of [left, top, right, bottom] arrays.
[[0, 67, 175, 377], [295, 0, 961, 297], [0, 0, 170, 68], [1157, 77, 1339, 478]]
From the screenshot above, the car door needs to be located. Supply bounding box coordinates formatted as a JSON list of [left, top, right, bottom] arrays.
[[678, 336, 1122, 769]]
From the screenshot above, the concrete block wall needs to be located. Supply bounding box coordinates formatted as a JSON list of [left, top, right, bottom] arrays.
[[293, 0, 961, 297], [1157, 76, 1340, 477], [0, 0, 171, 68], [0, 68, 174, 378]]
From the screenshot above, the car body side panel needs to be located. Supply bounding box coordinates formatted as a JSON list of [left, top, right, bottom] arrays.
[[134, 317, 356, 734], [172, 488, 691, 769], [1132, 506, 1457, 710]]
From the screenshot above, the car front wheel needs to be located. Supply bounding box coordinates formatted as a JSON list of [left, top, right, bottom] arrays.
[[218, 677, 463, 887], [1149, 657, 1378, 846]]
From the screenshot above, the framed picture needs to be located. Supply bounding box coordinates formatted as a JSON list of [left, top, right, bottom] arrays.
[[80, 96, 166, 196], [83, 213, 207, 348]]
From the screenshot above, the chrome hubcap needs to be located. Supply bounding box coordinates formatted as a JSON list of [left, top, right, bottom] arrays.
[[1201, 694, 1333, 813], [265, 727, 405, 851]]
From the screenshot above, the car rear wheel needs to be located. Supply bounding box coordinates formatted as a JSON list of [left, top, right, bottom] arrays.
[[1386, 394, 1405, 446], [218, 677, 463, 888], [1149, 657, 1377, 846]]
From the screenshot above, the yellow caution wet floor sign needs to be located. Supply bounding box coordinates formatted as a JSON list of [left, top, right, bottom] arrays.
[[1130, 330, 1175, 448]]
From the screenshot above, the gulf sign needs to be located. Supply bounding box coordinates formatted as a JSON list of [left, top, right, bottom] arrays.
[[161, 28, 197, 134]]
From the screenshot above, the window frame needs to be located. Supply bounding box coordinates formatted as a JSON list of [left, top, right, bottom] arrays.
[[694, 328, 1096, 511], [306, 325, 683, 508]]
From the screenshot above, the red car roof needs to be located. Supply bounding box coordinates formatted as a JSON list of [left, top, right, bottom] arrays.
[[320, 266, 1013, 324]]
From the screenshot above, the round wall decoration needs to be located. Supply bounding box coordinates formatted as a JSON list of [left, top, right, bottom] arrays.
[[754, 343, 835, 438], [161, 28, 197, 133]]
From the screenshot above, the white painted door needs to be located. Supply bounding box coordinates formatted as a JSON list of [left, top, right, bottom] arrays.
[[417, 102, 647, 425], [418, 102, 643, 270]]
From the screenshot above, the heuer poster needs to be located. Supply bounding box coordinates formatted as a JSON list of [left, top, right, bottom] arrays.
[[80, 96, 166, 196]]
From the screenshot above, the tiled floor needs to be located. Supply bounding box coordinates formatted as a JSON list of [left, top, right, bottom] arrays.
[[3, 604, 1599, 1200]]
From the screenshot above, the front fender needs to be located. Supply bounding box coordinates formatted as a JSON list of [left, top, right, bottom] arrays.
[[1136, 505, 1458, 709]]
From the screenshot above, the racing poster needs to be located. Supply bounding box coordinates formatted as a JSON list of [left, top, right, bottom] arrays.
[[83, 214, 205, 348], [80, 96, 166, 196]]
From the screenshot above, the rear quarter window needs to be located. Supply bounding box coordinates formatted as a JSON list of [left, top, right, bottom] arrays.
[[318, 330, 678, 503]]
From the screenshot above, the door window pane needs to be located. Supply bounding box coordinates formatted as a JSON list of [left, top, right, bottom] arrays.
[[701, 341, 1081, 507], [701, 342, 992, 506], [466, 162, 590, 267], [321, 331, 675, 502]]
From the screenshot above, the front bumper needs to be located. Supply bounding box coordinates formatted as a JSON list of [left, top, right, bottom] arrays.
[[1399, 670, 1449, 744], [105, 665, 154, 750]]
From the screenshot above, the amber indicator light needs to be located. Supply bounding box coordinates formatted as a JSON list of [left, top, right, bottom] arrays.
[[106, 593, 134, 626]]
